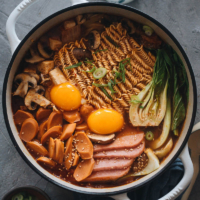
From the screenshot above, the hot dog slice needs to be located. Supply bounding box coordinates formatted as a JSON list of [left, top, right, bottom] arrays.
[[74, 158, 95, 182], [64, 136, 74, 170], [20, 118, 39, 142], [75, 122, 88, 131], [37, 157, 56, 168], [63, 110, 81, 124], [60, 123, 76, 141], [14, 110, 34, 125], [41, 126, 62, 145], [49, 137, 55, 159], [47, 111, 63, 130], [74, 132, 93, 159], [26, 141, 48, 156], [54, 139, 64, 164], [37, 120, 47, 140], [36, 108, 52, 122], [72, 152, 79, 166]]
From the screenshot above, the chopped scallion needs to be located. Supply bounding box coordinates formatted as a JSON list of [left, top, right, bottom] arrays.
[[65, 62, 82, 69]]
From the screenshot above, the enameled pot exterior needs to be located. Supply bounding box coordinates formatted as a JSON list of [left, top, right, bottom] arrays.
[[3, 0, 198, 199]]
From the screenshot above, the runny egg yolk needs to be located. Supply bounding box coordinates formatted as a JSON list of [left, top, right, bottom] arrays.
[[50, 82, 81, 111], [87, 108, 124, 134]]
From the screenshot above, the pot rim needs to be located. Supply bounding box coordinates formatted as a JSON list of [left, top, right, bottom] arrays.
[[2, 2, 197, 196]]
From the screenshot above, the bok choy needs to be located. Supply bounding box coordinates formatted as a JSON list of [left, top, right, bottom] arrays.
[[129, 45, 189, 136]]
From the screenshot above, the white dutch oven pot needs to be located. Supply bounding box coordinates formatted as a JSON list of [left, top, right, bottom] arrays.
[[3, 0, 199, 200]]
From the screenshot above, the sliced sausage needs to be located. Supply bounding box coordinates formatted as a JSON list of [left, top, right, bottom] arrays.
[[84, 167, 130, 182], [37, 157, 56, 168], [49, 137, 55, 159], [41, 126, 62, 145], [94, 142, 145, 159], [75, 122, 88, 131], [93, 126, 144, 152], [74, 158, 95, 182], [37, 120, 47, 140], [93, 158, 134, 172], [47, 111, 63, 130], [60, 123, 76, 141], [14, 110, 34, 125], [26, 141, 48, 156], [80, 104, 94, 119], [74, 132, 93, 159], [20, 118, 39, 142], [64, 136, 74, 170], [63, 110, 81, 124], [36, 108, 52, 122], [54, 139, 64, 164], [72, 152, 79, 166]]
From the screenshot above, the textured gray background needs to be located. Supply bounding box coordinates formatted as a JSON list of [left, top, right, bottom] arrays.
[[0, 0, 200, 199]]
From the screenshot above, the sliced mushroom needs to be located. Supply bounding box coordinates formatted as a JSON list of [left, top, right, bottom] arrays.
[[76, 15, 86, 25], [25, 85, 54, 110], [63, 20, 76, 30], [87, 133, 115, 144], [25, 46, 45, 63], [121, 18, 136, 34], [49, 38, 63, 51], [73, 48, 92, 61], [28, 73, 40, 83], [13, 73, 37, 98], [49, 67, 67, 85], [37, 60, 54, 75], [37, 37, 53, 59], [40, 74, 52, 87], [88, 30, 101, 49]]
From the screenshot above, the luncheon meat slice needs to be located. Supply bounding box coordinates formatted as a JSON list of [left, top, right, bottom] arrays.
[[94, 142, 145, 159], [93, 158, 134, 172], [93, 126, 144, 152], [84, 167, 130, 182]]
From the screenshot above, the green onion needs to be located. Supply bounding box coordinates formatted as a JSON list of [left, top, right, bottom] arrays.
[[140, 105, 144, 108], [100, 87, 113, 100], [145, 131, 154, 141], [105, 36, 120, 47], [65, 62, 82, 69], [130, 99, 144, 104], [93, 49, 108, 54], [108, 82, 116, 95], [12, 194, 24, 200], [93, 68, 107, 79], [92, 83, 108, 87], [83, 66, 96, 73], [143, 25, 154, 36]]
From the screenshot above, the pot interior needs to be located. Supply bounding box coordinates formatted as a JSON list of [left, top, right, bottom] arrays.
[[4, 3, 196, 195]]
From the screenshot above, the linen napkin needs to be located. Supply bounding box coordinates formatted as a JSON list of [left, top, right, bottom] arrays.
[[73, 158, 184, 200]]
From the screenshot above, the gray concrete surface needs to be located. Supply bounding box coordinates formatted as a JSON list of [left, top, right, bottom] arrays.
[[0, 0, 200, 199]]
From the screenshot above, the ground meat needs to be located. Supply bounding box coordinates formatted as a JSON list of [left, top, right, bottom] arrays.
[[132, 153, 148, 173]]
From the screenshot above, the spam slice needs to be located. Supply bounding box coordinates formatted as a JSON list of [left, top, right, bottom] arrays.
[[93, 126, 144, 152]]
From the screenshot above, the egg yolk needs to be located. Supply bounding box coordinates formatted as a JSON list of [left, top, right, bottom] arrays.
[[50, 82, 81, 111], [87, 108, 124, 134]]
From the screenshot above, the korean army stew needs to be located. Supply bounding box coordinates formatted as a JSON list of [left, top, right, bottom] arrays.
[[12, 13, 189, 187]]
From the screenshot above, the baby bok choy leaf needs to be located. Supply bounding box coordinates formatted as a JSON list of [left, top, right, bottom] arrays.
[[129, 49, 169, 127]]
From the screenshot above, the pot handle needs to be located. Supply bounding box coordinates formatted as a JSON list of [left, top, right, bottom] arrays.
[[110, 143, 193, 200], [6, 0, 39, 54]]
